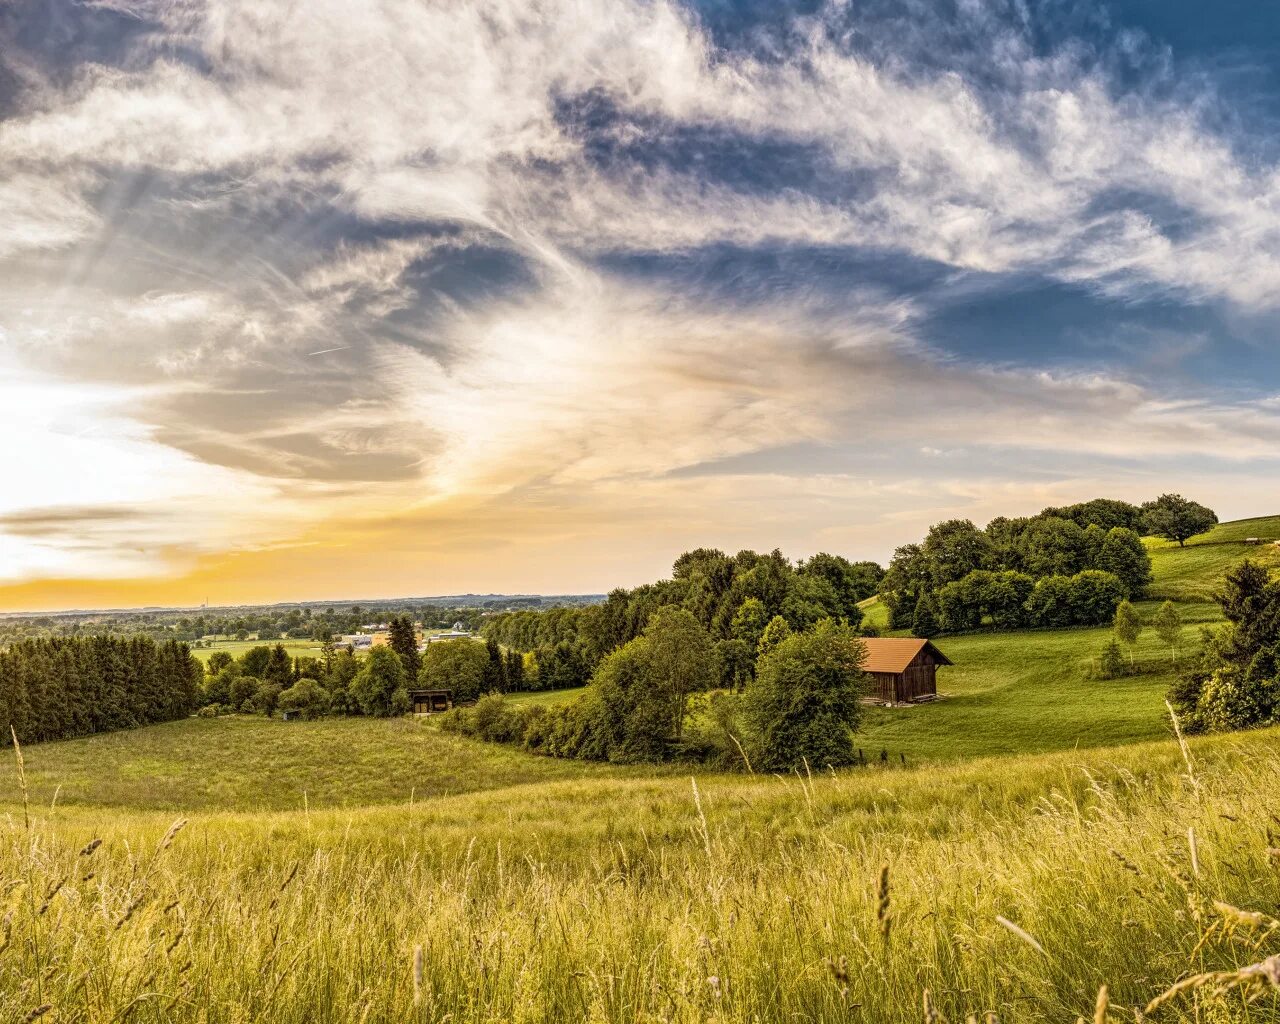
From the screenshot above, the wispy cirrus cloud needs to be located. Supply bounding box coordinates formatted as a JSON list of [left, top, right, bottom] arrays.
[[0, 0, 1278, 606]]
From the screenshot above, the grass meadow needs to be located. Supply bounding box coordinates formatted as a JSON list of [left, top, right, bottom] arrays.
[[2, 726, 1279, 1022]]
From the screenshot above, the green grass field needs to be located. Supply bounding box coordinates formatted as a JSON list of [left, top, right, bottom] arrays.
[[191, 637, 328, 663], [1, 516, 1277, 1022]]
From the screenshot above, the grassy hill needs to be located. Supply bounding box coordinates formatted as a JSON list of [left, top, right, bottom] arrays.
[[1, 516, 1277, 1022], [2, 725, 1277, 1022]]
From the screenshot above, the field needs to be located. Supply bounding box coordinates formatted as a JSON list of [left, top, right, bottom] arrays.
[[191, 637, 328, 663], [1, 516, 1278, 1022]]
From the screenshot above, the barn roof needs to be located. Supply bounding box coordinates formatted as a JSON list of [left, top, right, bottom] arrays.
[[861, 637, 953, 674]]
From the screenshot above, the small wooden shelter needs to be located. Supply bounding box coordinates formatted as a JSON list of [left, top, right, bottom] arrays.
[[408, 688, 454, 715], [861, 638, 952, 704]]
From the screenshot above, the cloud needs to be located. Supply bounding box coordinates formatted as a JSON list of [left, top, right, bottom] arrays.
[[2, 0, 1279, 605]]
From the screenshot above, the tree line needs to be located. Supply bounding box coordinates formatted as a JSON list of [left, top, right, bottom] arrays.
[[0, 636, 201, 745], [881, 495, 1216, 636], [196, 615, 527, 719], [480, 549, 885, 696]]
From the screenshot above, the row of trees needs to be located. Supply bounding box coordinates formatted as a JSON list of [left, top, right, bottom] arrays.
[[0, 636, 201, 745], [1169, 561, 1280, 733], [197, 631, 527, 719], [882, 495, 1216, 634], [443, 609, 870, 770], [911, 569, 1130, 636]]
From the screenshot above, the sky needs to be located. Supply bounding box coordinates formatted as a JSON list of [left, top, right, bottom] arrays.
[[2, 0, 1280, 611]]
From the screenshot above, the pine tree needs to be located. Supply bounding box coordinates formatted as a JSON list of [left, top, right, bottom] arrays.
[[387, 615, 421, 678], [911, 592, 940, 638]]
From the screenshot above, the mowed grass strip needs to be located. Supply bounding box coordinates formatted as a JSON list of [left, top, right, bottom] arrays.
[[3, 727, 1278, 1023]]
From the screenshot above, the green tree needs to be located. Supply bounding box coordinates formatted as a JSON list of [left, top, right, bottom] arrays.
[[714, 638, 754, 691], [238, 645, 272, 678], [264, 644, 294, 689], [741, 619, 868, 771], [387, 615, 421, 679], [642, 606, 714, 738], [1097, 527, 1154, 597], [911, 591, 940, 638], [418, 639, 489, 702], [483, 638, 507, 693], [1152, 600, 1183, 665], [1113, 600, 1144, 667], [206, 651, 234, 676], [757, 615, 792, 659], [731, 598, 769, 650], [1140, 494, 1218, 547], [921, 520, 994, 588], [350, 646, 407, 717], [1097, 638, 1127, 680], [278, 677, 330, 719]]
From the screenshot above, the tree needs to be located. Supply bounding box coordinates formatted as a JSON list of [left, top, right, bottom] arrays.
[[418, 639, 489, 702], [350, 646, 407, 717], [642, 607, 714, 739], [1098, 638, 1127, 680], [1169, 560, 1280, 733], [1068, 571, 1126, 626], [715, 638, 754, 691], [1153, 601, 1183, 665], [387, 615, 421, 679], [278, 677, 330, 719], [264, 644, 294, 689], [1018, 517, 1088, 577], [239, 645, 272, 678], [1140, 494, 1218, 547], [1097, 528, 1153, 598], [482, 638, 507, 693], [1113, 600, 1144, 667], [731, 598, 769, 650], [741, 619, 868, 771], [921, 520, 994, 588], [911, 591, 940, 638], [206, 651, 234, 676], [757, 615, 792, 658]]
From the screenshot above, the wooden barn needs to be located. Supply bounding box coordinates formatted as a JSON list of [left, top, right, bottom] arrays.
[[861, 638, 952, 704]]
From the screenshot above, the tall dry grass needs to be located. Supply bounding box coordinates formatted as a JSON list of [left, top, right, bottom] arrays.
[[2, 729, 1279, 1022]]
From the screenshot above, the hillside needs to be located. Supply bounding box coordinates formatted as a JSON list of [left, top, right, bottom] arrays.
[[3, 726, 1278, 1022]]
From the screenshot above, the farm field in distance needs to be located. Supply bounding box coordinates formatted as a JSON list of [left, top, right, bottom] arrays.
[[1, 515, 1278, 1022]]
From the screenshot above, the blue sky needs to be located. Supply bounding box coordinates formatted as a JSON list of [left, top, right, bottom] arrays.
[[0, 0, 1278, 608]]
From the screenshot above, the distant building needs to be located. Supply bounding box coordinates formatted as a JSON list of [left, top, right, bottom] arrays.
[[427, 631, 473, 644], [340, 634, 373, 650]]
